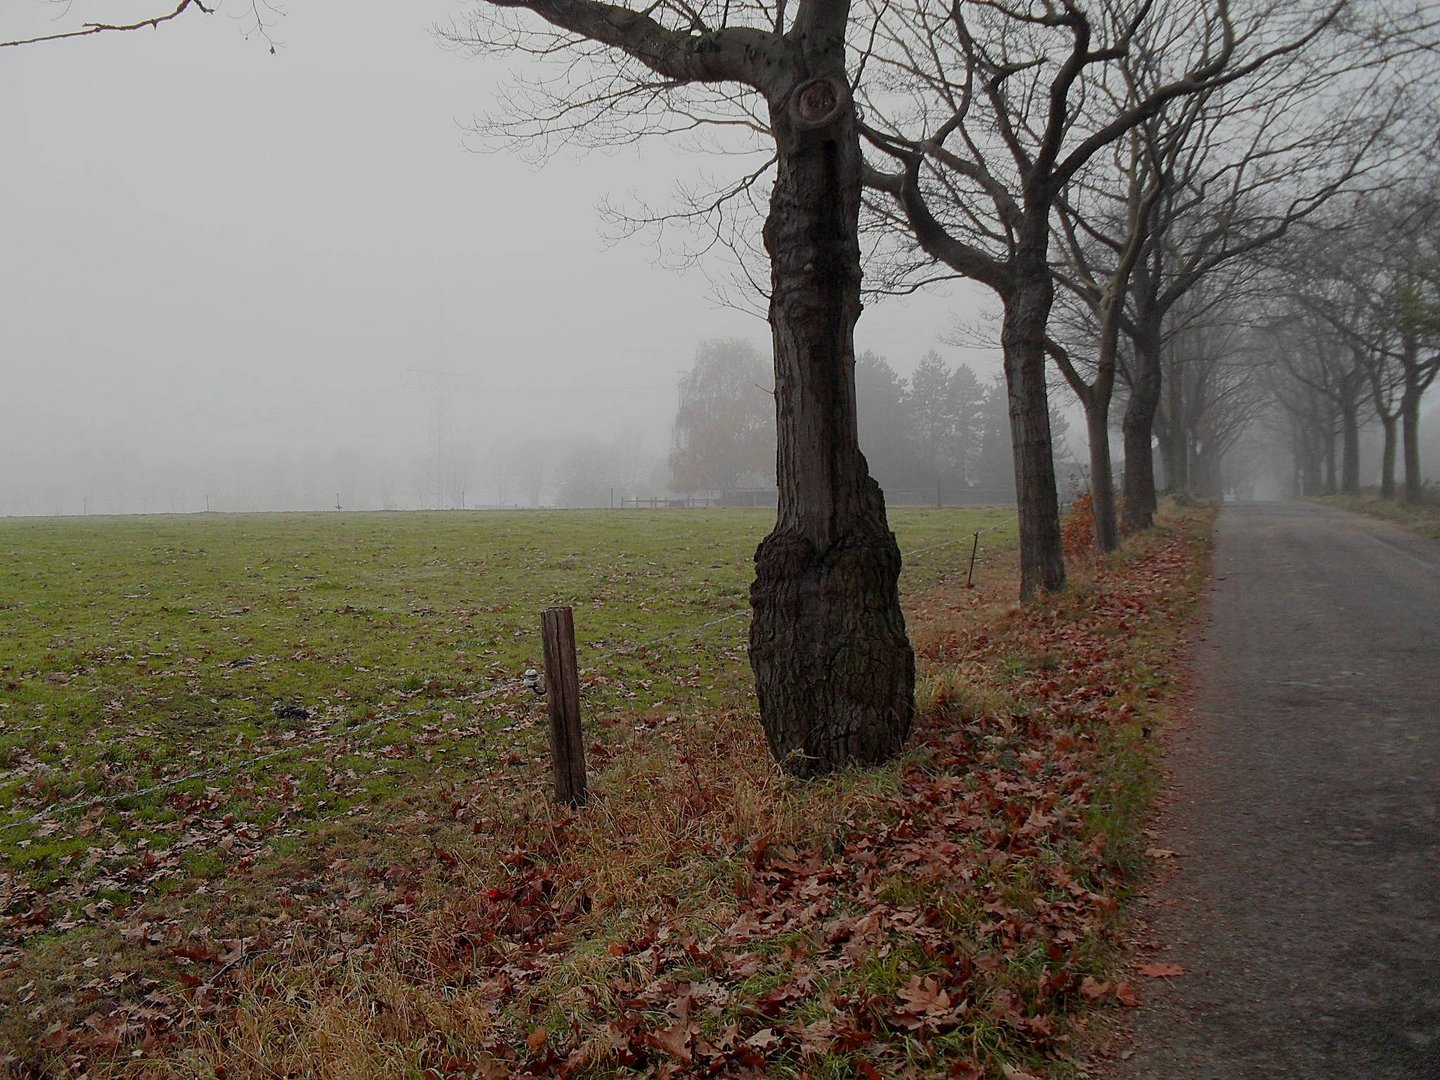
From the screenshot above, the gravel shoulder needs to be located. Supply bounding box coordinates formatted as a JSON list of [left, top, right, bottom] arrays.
[[1111, 500, 1440, 1080]]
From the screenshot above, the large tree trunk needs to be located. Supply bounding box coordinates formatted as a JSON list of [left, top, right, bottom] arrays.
[[1002, 248, 1066, 598], [749, 59, 914, 777], [1122, 317, 1162, 533]]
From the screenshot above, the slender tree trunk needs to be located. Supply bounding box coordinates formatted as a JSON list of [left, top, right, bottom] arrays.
[[1085, 394, 1119, 554], [1086, 302, 1123, 555], [1323, 427, 1337, 495], [1301, 438, 1322, 496], [1122, 317, 1162, 533], [1161, 427, 1185, 496], [1401, 384, 1423, 503], [1195, 449, 1223, 498], [1001, 250, 1066, 598], [1340, 395, 1361, 496], [1379, 415, 1398, 499], [1163, 362, 1187, 494], [749, 59, 914, 777]]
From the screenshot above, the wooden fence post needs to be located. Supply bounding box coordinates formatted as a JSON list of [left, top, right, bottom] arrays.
[[540, 606, 587, 807]]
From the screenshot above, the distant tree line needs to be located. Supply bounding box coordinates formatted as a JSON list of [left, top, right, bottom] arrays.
[[1258, 186, 1440, 502], [854, 351, 1078, 504], [668, 339, 1078, 506]]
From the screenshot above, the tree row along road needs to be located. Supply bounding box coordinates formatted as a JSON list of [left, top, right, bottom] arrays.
[[1115, 501, 1440, 1079]]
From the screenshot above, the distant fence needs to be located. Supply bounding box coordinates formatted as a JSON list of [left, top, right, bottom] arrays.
[[615, 491, 775, 509], [619, 496, 721, 509], [884, 485, 1019, 507], [621, 487, 1020, 510]]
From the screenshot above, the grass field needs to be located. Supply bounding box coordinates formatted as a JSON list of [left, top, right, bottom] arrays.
[[0, 507, 1015, 965]]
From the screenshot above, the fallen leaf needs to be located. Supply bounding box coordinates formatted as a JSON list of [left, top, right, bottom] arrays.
[[1138, 962, 1185, 978], [653, 1021, 695, 1062], [1080, 976, 1111, 1000], [746, 1027, 779, 1050], [897, 975, 951, 1015]]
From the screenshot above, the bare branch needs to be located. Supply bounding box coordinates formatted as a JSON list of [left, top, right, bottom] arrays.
[[1, 0, 212, 48]]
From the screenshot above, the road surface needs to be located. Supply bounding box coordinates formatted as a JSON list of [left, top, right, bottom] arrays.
[[1113, 501, 1440, 1079]]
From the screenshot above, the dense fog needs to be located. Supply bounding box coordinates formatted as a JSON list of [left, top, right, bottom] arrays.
[[0, 0, 993, 516]]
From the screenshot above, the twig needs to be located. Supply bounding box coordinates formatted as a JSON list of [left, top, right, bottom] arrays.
[[1, 0, 212, 49]]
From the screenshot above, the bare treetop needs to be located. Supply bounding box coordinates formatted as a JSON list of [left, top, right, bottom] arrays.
[[853, 0, 1420, 295]]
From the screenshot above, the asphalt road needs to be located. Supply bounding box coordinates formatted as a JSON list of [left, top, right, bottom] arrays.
[[1113, 501, 1440, 1080]]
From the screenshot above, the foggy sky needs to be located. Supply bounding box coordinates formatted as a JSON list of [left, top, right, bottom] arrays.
[[1, 0, 995, 515]]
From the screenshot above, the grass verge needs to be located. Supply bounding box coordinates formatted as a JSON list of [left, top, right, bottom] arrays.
[[1312, 492, 1440, 539]]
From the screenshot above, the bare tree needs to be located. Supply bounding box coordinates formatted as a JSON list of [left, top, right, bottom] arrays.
[[854, 0, 1367, 595], [1154, 293, 1269, 496], [1105, 2, 1436, 530], [1263, 317, 1352, 493], [1293, 186, 1440, 500], [449, 0, 914, 775], [1050, 115, 1175, 553], [1376, 191, 1440, 502]]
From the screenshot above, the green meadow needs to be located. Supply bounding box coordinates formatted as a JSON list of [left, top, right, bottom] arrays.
[[0, 507, 1014, 925]]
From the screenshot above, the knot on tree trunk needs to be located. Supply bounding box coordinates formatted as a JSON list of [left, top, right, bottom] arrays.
[[749, 513, 914, 777], [786, 75, 849, 131]]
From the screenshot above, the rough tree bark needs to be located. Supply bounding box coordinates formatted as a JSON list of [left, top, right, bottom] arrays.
[[750, 51, 914, 776]]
